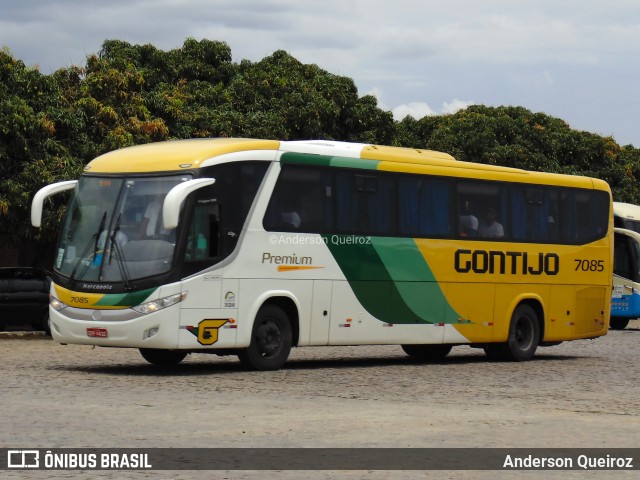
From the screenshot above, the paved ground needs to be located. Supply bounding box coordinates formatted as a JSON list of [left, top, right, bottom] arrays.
[[1, 321, 639, 479]]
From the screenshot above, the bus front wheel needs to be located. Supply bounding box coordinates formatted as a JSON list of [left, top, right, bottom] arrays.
[[238, 305, 292, 371], [609, 318, 630, 330], [401, 344, 452, 360], [139, 348, 187, 366], [484, 304, 540, 361]]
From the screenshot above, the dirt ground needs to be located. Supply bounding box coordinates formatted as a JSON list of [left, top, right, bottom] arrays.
[[1, 320, 639, 479]]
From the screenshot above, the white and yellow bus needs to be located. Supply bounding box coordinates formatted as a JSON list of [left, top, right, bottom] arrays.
[[32, 138, 612, 369]]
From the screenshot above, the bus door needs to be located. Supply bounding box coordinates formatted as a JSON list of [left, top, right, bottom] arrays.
[[308, 280, 332, 345]]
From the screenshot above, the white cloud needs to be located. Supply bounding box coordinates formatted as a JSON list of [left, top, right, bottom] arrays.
[[442, 99, 475, 114], [392, 99, 474, 120], [392, 102, 437, 121]]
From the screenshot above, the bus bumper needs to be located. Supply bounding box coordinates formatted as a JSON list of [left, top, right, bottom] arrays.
[[49, 305, 181, 349]]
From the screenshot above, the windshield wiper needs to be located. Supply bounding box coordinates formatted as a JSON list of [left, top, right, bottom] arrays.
[[68, 211, 107, 285], [107, 213, 133, 290], [108, 213, 122, 266]]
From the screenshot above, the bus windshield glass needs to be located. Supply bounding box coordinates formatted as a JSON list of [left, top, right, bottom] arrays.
[[621, 219, 640, 234], [54, 174, 191, 284]]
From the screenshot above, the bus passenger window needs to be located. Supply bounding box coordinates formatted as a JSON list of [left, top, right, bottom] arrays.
[[185, 204, 220, 262], [458, 200, 478, 237], [335, 171, 394, 235], [614, 234, 632, 280], [510, 187, 559, 242], [457, 181, 507, 240], [478, 207, 504, 238], [398, 176, 451, 237], [264, 166, 333, 233]]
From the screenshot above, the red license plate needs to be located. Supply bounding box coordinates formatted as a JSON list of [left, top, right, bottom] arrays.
[[87, 327, 108, 338]]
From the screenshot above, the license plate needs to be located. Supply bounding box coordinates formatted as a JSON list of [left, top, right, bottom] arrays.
[[87, 327, 108, 338]]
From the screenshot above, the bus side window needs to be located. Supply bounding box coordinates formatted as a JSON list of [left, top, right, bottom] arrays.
[[564, 190, 609, 244], [632, 238, 640, 282], [264, 165, 333, 232], [511, 187, 559, 242], [185, 203, 220, 262], [614, 234, 632, 280], [457, 181, 507, 240], [335, 171, 394, 235], [399, 176, 451, 236]]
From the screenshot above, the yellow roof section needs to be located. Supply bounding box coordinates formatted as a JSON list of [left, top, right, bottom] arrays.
[[84, 138, 280, 173], [361, 144, 456, 164], [80, 138, 610, 194]]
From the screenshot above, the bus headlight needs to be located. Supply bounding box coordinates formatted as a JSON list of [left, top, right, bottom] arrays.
[[50, 295, 69, 311], [131, 292, 187, 315]]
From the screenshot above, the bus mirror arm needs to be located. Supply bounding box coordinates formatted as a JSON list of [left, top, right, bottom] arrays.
[[31, 180, 78, 227], [163, 178, 216, 230]]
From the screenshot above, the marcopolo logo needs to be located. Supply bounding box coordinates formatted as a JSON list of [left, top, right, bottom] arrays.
[[454, 249, 560, 276]]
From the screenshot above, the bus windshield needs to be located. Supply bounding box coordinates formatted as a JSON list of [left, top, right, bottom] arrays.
[[55, 174, 191, 284], [620, 218, 640, 234]]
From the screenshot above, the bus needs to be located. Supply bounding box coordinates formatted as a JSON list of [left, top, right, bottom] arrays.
[[614, 202, 640, 233], [611, 202, 640, 329], [31, 138, 613, 370]]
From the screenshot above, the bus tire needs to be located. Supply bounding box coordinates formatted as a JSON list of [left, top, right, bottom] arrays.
[[401, 344, 452, 360], [238, 304, 292, 371], [139, 348, 187, 366], [484, 304, 540, 361], [609, 318, 630, 330]]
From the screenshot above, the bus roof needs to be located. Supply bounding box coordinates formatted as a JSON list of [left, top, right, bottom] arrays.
[[82, 138, 610, 191], [84, 138, 281, 173], [613, 202, 640, 219], [84, 138, 457, 173]]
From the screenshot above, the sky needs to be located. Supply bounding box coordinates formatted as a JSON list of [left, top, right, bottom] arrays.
[[2, 0, 640, 146]]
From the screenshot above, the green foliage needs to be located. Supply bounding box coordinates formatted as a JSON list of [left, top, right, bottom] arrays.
[[394, 104, 640, 202], [0, 49, 80, 247], [1, 40, 640, 259], [226, 50, 394, 140]]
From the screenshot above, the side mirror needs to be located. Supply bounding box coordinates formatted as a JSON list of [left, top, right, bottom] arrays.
[[163, 178, 216, 230], [31, 180, 78, 227]]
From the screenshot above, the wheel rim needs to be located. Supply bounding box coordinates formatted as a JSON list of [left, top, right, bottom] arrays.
[[514, 316, 534, 350], [255, 320, 283, 358]]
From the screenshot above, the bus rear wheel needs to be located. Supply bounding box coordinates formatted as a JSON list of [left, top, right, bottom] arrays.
[[401, 344, 452, 360], [238, 305, 292, 371], [484, 304, 540, 361], [609, 318, 630, 330], [139, 348, 187, 366]]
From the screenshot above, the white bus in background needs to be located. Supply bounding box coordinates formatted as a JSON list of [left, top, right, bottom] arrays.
[[613, 202, 640, 233], [611, 202, 640, 329]]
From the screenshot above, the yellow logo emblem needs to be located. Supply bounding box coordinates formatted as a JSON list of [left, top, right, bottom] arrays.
[[196, 319, 229, 345]]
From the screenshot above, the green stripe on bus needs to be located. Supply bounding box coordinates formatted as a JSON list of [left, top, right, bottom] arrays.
[[95, 287, 157, 307], [281, 152, 333, 167], [371, 237, 461, 323], [281, 152, 379, 170], [323, 235, 460, 324], [329, 157, 379, 170]]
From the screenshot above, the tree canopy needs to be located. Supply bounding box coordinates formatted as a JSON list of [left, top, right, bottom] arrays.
[[1, 38, 639, 263]]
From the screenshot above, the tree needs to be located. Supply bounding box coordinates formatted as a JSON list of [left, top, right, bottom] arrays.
[[226, 50, 394, 141], [3, 41, 640, 266], [0, 49, 82, 265], [394, 105, 640, 201]]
